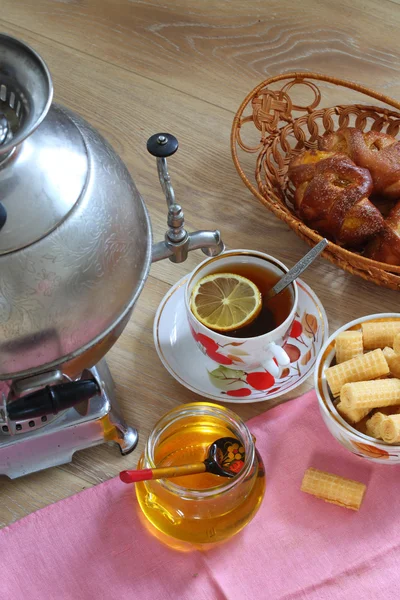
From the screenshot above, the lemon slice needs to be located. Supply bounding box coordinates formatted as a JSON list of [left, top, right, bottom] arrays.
[[190, 273, 262, 332]]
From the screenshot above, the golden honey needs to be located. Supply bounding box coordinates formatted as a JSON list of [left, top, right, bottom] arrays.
[[136, 402, 265, 549]]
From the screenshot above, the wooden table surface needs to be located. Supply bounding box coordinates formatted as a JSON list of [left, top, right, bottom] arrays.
[[1, 0, 400, 527]]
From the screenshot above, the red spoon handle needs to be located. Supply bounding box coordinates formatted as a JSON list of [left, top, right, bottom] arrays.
[[120, 468, 153, 483], [119, 462, 206, 484]]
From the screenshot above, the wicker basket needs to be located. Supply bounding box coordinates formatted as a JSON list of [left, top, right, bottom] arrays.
[[231, 73, 400, 290]]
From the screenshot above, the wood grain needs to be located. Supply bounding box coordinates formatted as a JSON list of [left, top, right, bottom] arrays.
[[1, 0, 400, 527], [2, 0, 400, 110]]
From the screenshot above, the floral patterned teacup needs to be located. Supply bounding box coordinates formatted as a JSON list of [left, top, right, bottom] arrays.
[[185, 250, 298, 376]]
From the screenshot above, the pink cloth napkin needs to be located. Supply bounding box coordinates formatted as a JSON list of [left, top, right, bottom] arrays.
[[1, 390, 400, 600]]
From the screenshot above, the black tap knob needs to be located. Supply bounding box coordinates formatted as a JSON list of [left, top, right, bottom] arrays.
[[147, 133, 178, 158], [7, 380, 100, 421]]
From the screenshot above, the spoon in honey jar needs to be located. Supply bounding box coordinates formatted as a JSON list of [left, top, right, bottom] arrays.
[[119, 436, 245, 484]]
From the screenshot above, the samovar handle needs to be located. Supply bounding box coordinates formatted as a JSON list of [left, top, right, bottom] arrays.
[[0, 114, 8, 229], [148, 133, 224, 263]]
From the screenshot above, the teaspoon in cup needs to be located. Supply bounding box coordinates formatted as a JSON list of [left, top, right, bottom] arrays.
[[264, 238, 328, 302]]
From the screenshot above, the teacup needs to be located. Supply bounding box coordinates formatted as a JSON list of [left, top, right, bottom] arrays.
[[185, 249, 298, 376]]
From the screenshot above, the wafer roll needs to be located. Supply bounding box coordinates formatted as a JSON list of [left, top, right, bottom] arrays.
[[380, 414, 400, 443], [336, 402, 371, 425], [362, 321, 400, 350], [335, 331, 363, 364], [301, 467, 366, 511], [365, 412, 387, 439], [383, 347, 400, 378], [341, 379, 400, 410], [393, 333, 400, 355], [325, 349, 389, 397]]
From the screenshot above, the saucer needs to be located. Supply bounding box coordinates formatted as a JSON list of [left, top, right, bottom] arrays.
[[153, 276, 329, 403]]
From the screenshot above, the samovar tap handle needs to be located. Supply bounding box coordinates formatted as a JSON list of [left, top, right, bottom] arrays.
[[148, 133, 224, 263]]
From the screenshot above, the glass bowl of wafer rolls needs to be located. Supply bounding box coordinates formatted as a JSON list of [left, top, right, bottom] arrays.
[[315, 314, 400, 462]]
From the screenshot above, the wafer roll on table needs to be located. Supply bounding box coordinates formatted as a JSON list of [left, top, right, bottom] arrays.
[[336, 402, 371, 424], [325, 349, 389, 397], [393, 333, 400, 355], [362, 321, 400, 350], [335, 331, 363, 364], [341, 379, 400, 410], [380, 414, 400, 443], [383, 347, 400, 378], [301, 467, 366, 511], [365, 412, 387, 439]]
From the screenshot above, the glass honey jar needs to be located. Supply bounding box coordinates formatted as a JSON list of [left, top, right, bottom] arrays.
[[135, 402, 265, 550]]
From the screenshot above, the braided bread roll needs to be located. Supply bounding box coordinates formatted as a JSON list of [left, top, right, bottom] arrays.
[[319, 128, 400, 201], [288, 150, 384, 247], [365, 201, 400, 264], [318, 127, 400, 264]]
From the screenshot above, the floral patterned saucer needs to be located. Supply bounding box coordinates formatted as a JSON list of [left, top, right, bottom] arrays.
[[153, 276, 328, 403]]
